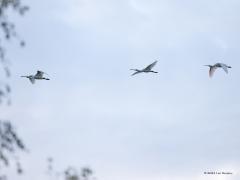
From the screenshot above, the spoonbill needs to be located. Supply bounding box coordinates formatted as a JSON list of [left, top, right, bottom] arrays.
[[21, 70, 50, 84], [205, 63, 231, 77], [130, 61, 158, 76]]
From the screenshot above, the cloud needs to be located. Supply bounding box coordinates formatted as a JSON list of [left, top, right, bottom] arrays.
[[55, 0, 146, 29]]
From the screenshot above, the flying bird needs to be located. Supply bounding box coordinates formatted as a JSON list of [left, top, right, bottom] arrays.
[[130, 61, 158, 76], [205, 63, 231, 77], [21, 70, 50, 84]]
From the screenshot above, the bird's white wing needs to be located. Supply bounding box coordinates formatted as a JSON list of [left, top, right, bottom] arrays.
[[29, 77, 35, 84], [220, 64, 228, 74], [209, 66, 217, 77], [131, 71, 142, 76], [144, 61, 157, 71], [35, 70, 44, 78]]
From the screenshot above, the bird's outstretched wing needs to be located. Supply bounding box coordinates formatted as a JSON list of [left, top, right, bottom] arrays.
[[29, 77, 35, 84], [35, 70, 44, 78], [219, 63, 228, 74], [131, 71, 142, 76], [209, 66, 217, 77], [143, 61, 157, 71]]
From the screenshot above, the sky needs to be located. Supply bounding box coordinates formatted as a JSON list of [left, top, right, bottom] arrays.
[[1, 0, 240, 180]]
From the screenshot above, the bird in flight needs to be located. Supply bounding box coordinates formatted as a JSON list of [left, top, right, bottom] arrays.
[[130, 61, 158, 76], [21, 70, 50, 84], [205, 63, 232, 77]]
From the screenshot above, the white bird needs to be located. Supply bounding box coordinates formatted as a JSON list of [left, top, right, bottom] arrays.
[[21, 70, 50, 84], [130, 61, 158, 76], [205, 63, 232, 77]]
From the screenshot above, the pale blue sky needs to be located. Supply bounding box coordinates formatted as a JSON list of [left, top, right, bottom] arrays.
[[1, 0, 240, 180]]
